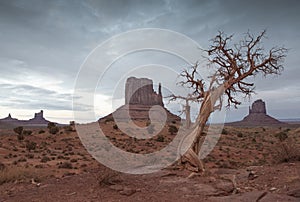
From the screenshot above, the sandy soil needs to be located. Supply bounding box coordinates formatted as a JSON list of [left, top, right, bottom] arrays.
[[0, 123, 299, 201]]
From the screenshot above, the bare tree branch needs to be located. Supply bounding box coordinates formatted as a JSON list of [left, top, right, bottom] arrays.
[[174, 30, 288, 173]]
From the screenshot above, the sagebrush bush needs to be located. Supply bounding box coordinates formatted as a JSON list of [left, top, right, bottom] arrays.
[[275, 141, 300, 163]]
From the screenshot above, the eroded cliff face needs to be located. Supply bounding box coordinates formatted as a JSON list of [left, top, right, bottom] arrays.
[[249, 99, 266, 114], [125, 77, 163, 106], [99, 77, 180, 122]]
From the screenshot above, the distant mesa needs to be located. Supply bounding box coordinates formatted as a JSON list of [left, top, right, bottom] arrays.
[[227, 99, 286, 126], [0, 110, 53, 126], [125, 77, 164, 106], [99, 77, 180, 122]]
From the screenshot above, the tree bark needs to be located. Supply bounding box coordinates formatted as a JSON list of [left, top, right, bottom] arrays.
[[183, 86, 225, 172]]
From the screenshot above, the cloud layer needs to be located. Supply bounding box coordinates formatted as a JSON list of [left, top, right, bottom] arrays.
[[0, 0, 299, 123]]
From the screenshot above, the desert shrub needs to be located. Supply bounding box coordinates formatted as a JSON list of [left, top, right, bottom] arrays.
[[69, 121, 75, 126], [275, 141, 300, 163], [221, 128, 228, 135], [25, 154, 34, 159], [156, 135, 164, 142], [237, 132, 243, 138], [40, 156, 51, 163], [275, 131, 288, 142], [13, 126, 24, 141], [18, 157, 27, 162], [13, 126, 23, 135], [58, 162, 73, 169], [23, 130, 32, 136], [47, 122, 56, 129], [113, 124, 118, 130], [38, 130, 45, 134], [64, 125, 74, 133], [147, 124, 155, 134], [0, 166, 42, 185], [17, 133, 24, 141], [49, 126, 59, 135], [47, 122, 59, 134], [26, 141, 37, 152], [168, 125, 178, 135], [98, 167, 120, 186], [0, 162, 5, 171]]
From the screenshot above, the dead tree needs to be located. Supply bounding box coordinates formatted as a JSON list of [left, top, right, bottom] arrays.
[[168, 94, 198, 129], [180, 30, 288, 172]]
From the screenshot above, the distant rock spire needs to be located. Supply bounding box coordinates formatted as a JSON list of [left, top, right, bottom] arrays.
[[8, 113, 11, 118], [158, 83, 162, 95]]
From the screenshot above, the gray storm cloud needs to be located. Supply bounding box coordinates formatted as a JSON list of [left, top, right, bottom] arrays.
[[0, 0, 299, 122]]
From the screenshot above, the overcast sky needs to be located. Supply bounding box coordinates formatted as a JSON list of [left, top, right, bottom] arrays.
[[0, 0, 299, 123]]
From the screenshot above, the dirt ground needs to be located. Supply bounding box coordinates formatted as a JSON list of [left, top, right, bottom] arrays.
[[0, 123, 299, 201]]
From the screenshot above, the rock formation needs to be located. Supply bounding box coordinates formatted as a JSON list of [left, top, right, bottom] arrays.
[[227, 99, 285, 126], [249, 99, 266, 114], [0, 110, 52, 126], [125, 77, 163, 106], [27, 110, 49, 124], [99, 77, 179, 122]]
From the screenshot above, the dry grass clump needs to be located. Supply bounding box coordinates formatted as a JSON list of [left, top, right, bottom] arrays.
[[0, 165, 45, 185], [97, 167, 121, 186], [275, 140, 300, 163]]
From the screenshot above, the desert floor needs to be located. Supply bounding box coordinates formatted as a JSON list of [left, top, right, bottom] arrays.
[[0, 121, 299, 201]]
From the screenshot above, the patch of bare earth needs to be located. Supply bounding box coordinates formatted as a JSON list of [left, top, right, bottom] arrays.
[[0, 124, 299, 201]]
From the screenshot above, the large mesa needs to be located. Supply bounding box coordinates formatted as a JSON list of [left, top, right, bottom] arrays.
[[227, 99, 285, 126], [99, 77, 179, 122], [125, 77, 163, 106]]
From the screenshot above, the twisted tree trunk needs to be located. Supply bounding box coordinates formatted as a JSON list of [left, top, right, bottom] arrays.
[[182, 86, 225, 172]]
